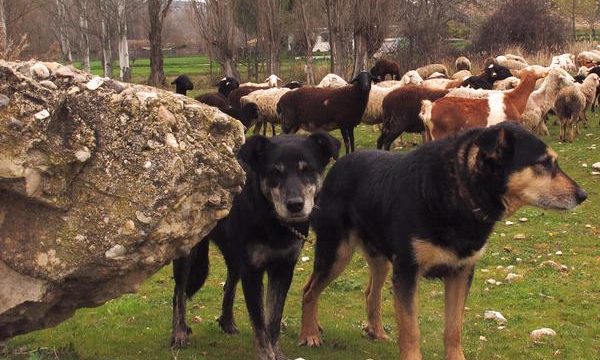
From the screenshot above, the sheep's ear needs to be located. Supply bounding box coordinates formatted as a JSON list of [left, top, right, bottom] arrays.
[[306, 132, 341, 168], [475, 125, 514, 164], [238, 135, 271, 172]]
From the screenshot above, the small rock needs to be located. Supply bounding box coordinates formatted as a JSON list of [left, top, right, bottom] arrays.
[[55, 66, 77, 78], [555, 250, 563, 256], [479, 336, 487, 341], [582, 163, 588, 167], [505, 221, 514, 225], [67, 86, 80, 95], [165, 133, 179, 149], [513, 233, 526, 240], [591, 171, 600, 175], [135, 91, 158, 104], [0, 94, 9, 107], [485, 278, 501, 285], [74, 147, 91, 162], [506, 265, 515, 270], [530, 327, 556, 341], [505, 273, 523, 283], [39, 80, 57, 90], [503, 246, 513, 253], [105, 244, 126, 259], [519, 217, 528, 222], [86, 77, 104, 91], [516, 257, 523, 262], [592, 162, 600, 170], [484, 310, 507, 325], [135, 211, 152, 224], [301, 256, 310, 262], [143, 161, 152, 169], [540, 260, 568, 272], [30, 62, 50, 79], [34, 109, 50, 120]]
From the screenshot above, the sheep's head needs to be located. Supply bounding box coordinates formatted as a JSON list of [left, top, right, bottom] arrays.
[[350, 71, 372, 93], [217, 77, 240, 97], [265, 74, 282, 87], [401, 70, 423, 86]]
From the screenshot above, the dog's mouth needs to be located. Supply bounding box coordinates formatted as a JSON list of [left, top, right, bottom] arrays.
[[277, 213, 310, 223]]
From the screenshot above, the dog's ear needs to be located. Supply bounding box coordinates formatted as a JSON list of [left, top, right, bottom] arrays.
[[476, 125, 514, 164], [238, 135, 271, 172], [306, 132, 341, 168]]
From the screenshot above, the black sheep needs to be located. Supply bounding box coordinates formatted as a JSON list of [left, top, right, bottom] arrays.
[[171, 75, 194, 96], [460, 63, 512, 89], [370, 59, 401, 82], [195, 77, 240, 108]]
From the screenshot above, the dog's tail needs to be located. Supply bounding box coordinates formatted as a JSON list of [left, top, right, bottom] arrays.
[[185, 240, 210, 299], [419, 100, 434, 139]]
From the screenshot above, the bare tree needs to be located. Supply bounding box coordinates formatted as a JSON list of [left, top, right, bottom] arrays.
[[258, 0, 284, 75], [98, 1, 112, 78], [147, 0, 173, 86], [117, 0, 130, 81], [324, 0, 353, 77], [351, 0, 394, 78], [55, 0, 72, 63], [75, 0, 91, 72], [190, 0, 240, 78], [0, 0, 6, 53], [295, 0, 316, 84]]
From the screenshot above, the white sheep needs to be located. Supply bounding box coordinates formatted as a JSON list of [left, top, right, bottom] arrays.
[[496, 55, 528, 70], [575, 73, 600, 128], [446, 87, 495, 99], [550, 53, 576, 73], [577, 66, 590, 77], [451, 70, 472, 80], [239, 87, 294, 134], [415, 64, 448, 79], [241, 74, 282, 88], [361, 83, 404, 125], [576, 51, 600, 66], [493, 76, 520, 90], [455, 56, 471, 71], [399, 70, 424, 85], [317, 73, 348, 88], [520, 68, 575, 135]]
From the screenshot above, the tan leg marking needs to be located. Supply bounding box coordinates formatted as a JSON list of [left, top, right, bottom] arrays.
[[363, 253, 391, 341], [444, 266, 473, 360], [393, 281, 422, 360], [299, 236, 357, 347]]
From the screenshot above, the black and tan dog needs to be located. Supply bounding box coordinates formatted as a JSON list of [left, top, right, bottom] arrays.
[[170, 132, 340, 360], [299, 123, 587, 360]]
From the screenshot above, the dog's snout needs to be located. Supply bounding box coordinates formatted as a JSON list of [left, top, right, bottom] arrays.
[[286, 197, 305, 213], [575, 188, 588, 204]]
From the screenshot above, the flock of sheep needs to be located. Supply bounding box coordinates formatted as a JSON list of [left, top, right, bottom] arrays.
[[172, 49, 600, 149]]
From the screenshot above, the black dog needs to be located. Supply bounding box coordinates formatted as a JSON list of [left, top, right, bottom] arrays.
[[171, 132, 340, 360], [299, 123, 586, 360]]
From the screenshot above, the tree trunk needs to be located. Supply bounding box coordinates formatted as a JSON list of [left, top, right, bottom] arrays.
[[298, 0, 315, 85], [572, 0, 576, 41], [78, 0, 90, 73], [147, 0, 172, 87], [0, 0, 6, 54], [352, 30, 368, 78], [56, 0, 72, 63], [261, 0, 280, 75], [117, 0, 131, 82], [222, 58, 239, 79], [101, 18, 112, 78]]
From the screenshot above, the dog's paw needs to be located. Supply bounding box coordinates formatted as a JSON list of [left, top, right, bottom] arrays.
[[273, 346, 289, 360], [217, 317, 240, 335], [363, 324, 390, 341], [297, 334, 323, 347], [170, 326, 192, 348]]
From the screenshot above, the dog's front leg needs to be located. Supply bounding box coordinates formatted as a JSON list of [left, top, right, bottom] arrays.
[[392, 263, 422, 360], [171, 256, 193, 348], [266, 262, 296, 360], [444, 265, 475, 360], [242, 269, 276, 360]]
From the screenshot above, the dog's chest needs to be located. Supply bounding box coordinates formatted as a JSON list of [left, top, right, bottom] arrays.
[[246, 241, 302, 268]]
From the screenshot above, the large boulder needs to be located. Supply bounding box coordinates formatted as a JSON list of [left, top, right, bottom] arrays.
[[0, 60, 245, 339]]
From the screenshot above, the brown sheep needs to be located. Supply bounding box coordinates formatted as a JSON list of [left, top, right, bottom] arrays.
[[278, 72, 372, 154], [370, 59, 401, 82], [377, 86, 449, 150], [555, 86, 586, 142]]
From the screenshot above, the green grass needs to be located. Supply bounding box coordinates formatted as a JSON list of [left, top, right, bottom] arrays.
[[2, 80, 600, 360]]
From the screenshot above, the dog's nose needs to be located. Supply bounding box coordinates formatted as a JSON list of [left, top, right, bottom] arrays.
[[575, 188, 588, 204], [286, 197, 304, 213]]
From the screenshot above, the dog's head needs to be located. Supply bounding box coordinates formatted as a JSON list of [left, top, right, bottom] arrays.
[[470, 123, 587, 217], [239, 132, 341, 223]]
